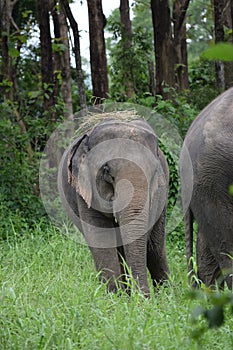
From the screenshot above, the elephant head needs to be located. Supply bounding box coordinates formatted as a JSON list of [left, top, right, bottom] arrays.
[[67, 120, 167, 242]]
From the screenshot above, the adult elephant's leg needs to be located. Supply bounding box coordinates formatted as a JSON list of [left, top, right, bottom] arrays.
[[78, 198, 123, 292], [219, 254, 233, 290], [147, 208, 170, 286], [89, 247, 123, 292], [196, 231, 223, 288]]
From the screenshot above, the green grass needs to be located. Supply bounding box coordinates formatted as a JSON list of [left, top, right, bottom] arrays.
[[1, 217, 233, 349]]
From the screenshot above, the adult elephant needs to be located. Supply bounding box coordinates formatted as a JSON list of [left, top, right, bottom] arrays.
[[58, 116, 170, 296], [180, 87, 233, 289]]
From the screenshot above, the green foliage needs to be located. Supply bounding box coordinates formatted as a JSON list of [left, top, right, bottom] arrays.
[[1, 218, 233, 349], [202, 43, 233, 62], [0, 105, 45, 225], [155, 91, 199, 137], [189, 289, 233, 340], [188, 59, 220, 110], [186, 0, 214, 59], [153, 90, 197, 204], [12, 1, 38, 28], [158, 138, 179, 209], [229, 184, 233, 196], [106, 8, 154, 101], [0, 90, 65, 231]]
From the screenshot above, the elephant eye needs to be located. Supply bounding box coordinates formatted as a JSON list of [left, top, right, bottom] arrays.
[[103, 164, 114, 184]]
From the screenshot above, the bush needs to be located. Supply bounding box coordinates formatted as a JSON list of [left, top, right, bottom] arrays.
[[0, 102, 47, 230], [188, 59, 220, 111]]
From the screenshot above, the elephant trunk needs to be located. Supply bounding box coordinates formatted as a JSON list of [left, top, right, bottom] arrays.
[[113, 167, 150, 295]]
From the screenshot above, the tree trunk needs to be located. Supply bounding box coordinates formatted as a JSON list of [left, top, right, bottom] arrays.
[[51, 0, 74, 120], [223, 0, 233, 89], [87, 0, 109, 103], [51, 0, 62, 106], [151, 0, 175, 99], [61, 0, 87, 110], [38, 0, 55, 118], [173, 0, 190, 91], [0, 0, 19, 101], [148, 60, 155, 96], [119, 0, 135, 98], [214, 0, 225, 90]]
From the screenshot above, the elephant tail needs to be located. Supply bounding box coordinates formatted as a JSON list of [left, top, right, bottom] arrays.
[[185, 208, 194, 285]]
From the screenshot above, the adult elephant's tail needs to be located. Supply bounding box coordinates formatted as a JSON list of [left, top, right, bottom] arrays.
[[185, 208, 194, 285]]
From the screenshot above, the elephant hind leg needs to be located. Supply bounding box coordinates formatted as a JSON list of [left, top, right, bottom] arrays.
[[147, 244, 170, 287], [219, 256, 233, 290], [196, 232, 223, 289]]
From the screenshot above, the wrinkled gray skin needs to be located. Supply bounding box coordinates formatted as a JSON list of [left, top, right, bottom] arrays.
[[180, 87, 233, 289], [58, 118, 170, 296]]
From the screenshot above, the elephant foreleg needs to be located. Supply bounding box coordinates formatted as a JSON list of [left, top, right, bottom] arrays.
[[78, 197, 123, 292], [89, 247, 124, 292]]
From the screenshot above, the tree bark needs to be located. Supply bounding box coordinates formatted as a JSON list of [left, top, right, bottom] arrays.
[[222, 0, 233, 89], [148, 60, 155, 96], [51, 0, 74, 120], [151, 0, 175, 99], [173, 0, 190, 91], [38, 0, 55, 117], [214, 0, 225, 90], [87, 0, 109, 103], [51, 0, 62, 106], [0, 0, 19, 101], [61, 0, 87, 110], [119, 0, 135, 98]]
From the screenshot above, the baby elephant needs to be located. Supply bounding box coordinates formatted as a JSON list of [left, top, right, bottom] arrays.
[[58, 116, 170, 296], [180, 87, 233, 289]]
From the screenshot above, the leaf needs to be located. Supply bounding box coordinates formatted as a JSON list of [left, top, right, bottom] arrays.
[[192, 306, 205, 320], [28, 90, 41, 99], [52, 43, 67, 53], [17, 35, 28, 44], [9, 47, 20, 58], [204, 306, 224, 328], [229, 184, 233, 196], [202, 43, 233, 62]]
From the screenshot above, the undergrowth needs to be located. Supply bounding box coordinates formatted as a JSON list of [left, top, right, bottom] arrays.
[[1, 213, 233, 349]]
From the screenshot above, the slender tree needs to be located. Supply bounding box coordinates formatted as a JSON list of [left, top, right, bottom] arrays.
[[0, 0, 19, 101], [173, 0, 190, 91], [119, 0, 135, 98], [222, 0, 233, 89], [87, 0, 109, 103], [61, 0, 87, 110], [38, 0, 55, 117], [214, 0, 225, 89]]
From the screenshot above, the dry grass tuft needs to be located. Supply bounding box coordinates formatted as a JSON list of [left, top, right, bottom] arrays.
[[76, 109, 141, 134]]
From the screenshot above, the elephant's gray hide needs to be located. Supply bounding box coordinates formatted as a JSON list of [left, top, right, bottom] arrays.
[[180, 87, 233, 289], [58, 117, 170, 296]]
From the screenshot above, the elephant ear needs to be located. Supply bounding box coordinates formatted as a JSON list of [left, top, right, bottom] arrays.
[[67, 134, 92, 208]]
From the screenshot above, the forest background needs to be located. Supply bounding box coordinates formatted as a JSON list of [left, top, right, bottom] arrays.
[[0, 0, 233, 220], [0, 0, 233, 221], [1, 1, 233, 348]]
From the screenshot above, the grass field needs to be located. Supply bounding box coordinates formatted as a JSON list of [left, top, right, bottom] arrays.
[[1, 215, 233, 350]]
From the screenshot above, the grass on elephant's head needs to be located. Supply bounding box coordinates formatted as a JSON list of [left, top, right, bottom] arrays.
[[76, 109, 140, 134], [1, 215, 233, 350]]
